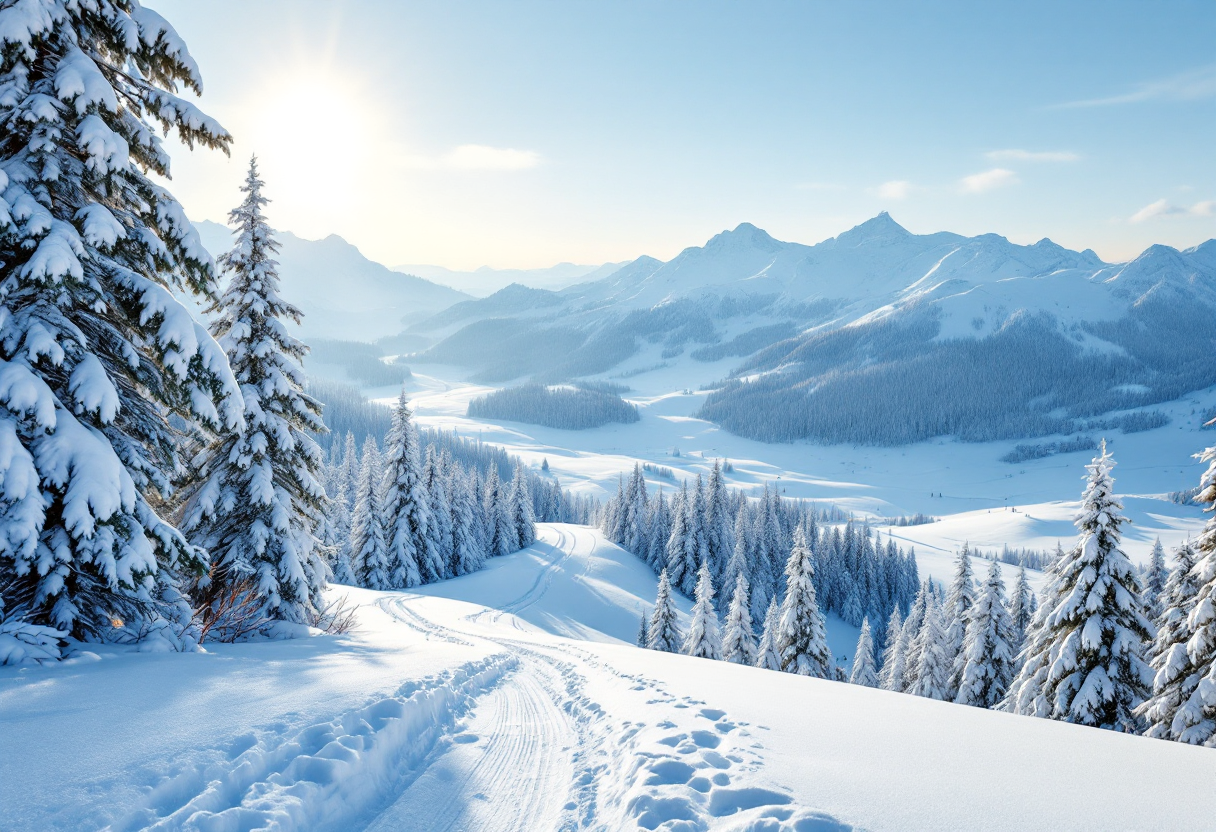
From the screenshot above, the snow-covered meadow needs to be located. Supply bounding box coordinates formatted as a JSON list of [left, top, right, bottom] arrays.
[[6, 524, 1214, 832]]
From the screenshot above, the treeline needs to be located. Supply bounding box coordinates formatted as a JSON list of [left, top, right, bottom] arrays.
[[467, 383, 640, 430], [699, 305, 1211, 446], [602, 464, 921, 656], [318, 393, 542, 589], [307, 379, 392, 451]]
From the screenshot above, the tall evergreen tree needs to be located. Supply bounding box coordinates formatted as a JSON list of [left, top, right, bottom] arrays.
[[684, 560, 722, 660], [1149, 441, 1216, 744], [647, 569, 682, 653], [910, 593, 950, 700], [665, 480, 695, 592], [636, 609, 649, 648], [722, 573, 758, 666], [776, 527, 832, 678], [644, 489, 671, 574], [705, 462, 730, 584], [380, 392, 428, 587], [755, 596, 782, 671], [182, 159, 328, 626], [878, 607, 906, 691], [508, 461, 536, 550], [0, 1, 244, 643], [423, 447, 453, 580], [1139, 540, 1203, 740], [942, 544, 977, 699], [955, 560, 1018, 708], [899, 581, 932, 692], [483, 466, 513, 558], [447, 464, 483, 576], [1144, 538, 1168, 620], [850, 618, 879, 687], [351, 437, 389, 589], [1007, 565, 1034, 653], [1004, 443, 1152, 732]]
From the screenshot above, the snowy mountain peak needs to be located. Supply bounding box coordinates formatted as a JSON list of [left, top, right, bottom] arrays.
[[833, 211, 911, 246], [702, 222, 785, 253]]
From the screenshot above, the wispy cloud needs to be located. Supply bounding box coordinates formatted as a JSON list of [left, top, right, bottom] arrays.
[[1054, 63, 1216, 109], [959, 168, 1018, 194], [399, 144, 541, 171], [985, 149, 1080, 163], [876, 180, 913, 200], [1130, 198, 1216, 223]]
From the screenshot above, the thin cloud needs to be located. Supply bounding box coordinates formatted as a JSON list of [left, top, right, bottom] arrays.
[[399, 144, 541, 171], [985, 149, 1080, 163], [877, 180, 913, 200], [959, 168, 1017, 194], [1130, 198, 1216, 223], [1054, 63, 1216, 109]]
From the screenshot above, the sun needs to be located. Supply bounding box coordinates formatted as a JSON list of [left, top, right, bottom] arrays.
[[240, 68, 377, 232]]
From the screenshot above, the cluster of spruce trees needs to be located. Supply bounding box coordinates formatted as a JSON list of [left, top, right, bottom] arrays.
[[602, 463, 921, 654], [312, 413, 541, 591]]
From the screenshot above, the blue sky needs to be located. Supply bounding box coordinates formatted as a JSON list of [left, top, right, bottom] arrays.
[[157, 0, 1215, 269]]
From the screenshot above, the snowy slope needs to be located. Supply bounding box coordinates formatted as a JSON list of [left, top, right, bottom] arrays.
[[192, 220, 468, 341], [4, 524, 1214, 832]]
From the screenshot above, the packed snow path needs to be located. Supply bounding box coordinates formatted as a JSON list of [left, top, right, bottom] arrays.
[[5, 525, 1216, 831]]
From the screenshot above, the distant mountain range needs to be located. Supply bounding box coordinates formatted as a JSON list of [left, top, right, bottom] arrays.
[[192, 220, 468, 341], [391, 261, 629, 297], [401, 213, 1216, 446]]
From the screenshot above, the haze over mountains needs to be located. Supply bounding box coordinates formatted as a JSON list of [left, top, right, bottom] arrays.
[[195, 214, 1215, 448], [391, 260, 629, 297]]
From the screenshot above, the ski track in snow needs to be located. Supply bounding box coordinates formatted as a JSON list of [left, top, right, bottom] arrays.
[[104, 526, 849, 831]]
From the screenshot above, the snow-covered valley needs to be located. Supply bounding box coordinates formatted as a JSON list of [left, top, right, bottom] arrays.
[[6, 524, 1214, 832]]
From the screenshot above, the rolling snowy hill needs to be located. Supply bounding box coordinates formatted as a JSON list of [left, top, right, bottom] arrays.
[[192, 220, 469, 341], [5, 525, 1214, 832]]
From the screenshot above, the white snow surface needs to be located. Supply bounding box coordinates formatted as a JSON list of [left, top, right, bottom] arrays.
[[4, 524, 1215, 832]]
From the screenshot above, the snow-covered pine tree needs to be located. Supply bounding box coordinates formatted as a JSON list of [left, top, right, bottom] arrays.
[[1139, 540, 1202, 740], [705, 461, 730, 584], [910, 593, 950, 700], [1007, 565, 1033, 653], [483, 466, 513, 558], [877, 607, 906, 691], [423, 447, 453, 580], [182, 158, 328, 627], [0, 2, 245, 644], [647, 569, 682, 652], [755, 596, 782, 671], [665, 480, 694, 591], [721, 573, 757, 665], [683, 560, 722, 660], [1144, 538, 1168, 620], [1003, 442, 1152, 732], [776, 526, 832, 678], [380, 392, 429, 587], [955, 559, 1018, 708], [644, 488, 671, 574], [1151, 440, 1216, 744], [849, 617, 879, 687], [899, 580, 932, 692], [351, 437, 390, 589], [508, 461, 536, 550], [447, 464, 484, 576], [678, 476, 709, 595], [637, 609, 649, 648], [724, 503, 752, 602], [942, 543, 977, 700]]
